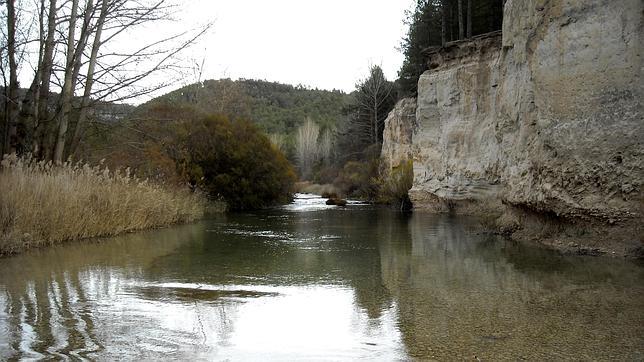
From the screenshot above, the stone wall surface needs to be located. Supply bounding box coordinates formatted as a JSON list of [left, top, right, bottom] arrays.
[[380, 97, 416, 171], [382, 0, 643, 256]]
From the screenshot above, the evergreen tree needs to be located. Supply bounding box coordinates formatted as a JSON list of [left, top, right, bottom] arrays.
[[397, 0, 504, 95]]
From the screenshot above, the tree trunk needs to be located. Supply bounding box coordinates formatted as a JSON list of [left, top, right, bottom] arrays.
[[18, 79, 40, 153], [19, 0, 47, 153], [1, 74, 7, 155], [1, 62, 9, 155], [4, 0, 20, 155], [373, 95, 378, 145], [54, 0, 80, 164], [449, 3, 453, 42], [466, 0, 472, 38], [458, 0, 464, 40], [71, 0, 109, 156], [441, 0, 447, 46], [34, 0, 58, 158], [70, 0, 95, 94]]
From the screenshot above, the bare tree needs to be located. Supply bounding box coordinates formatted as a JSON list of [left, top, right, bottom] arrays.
[[3, 0, 19, 155], [70, 0, 109, 154], [1, 0, 212, 161], [295, 117, 319, 180], [33, 0, 58, 158], [318, 128, 333, 164], [354, 65, 394, 145], [18, 0, 46, 153], [83, 1, 212, 104], [334, 65, 395, 165], [53, 0, 81, 163]]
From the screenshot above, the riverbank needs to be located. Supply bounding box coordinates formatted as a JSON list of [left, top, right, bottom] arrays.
[[0, 154, 212, 256]]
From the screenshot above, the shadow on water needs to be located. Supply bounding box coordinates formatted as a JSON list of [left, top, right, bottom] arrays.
[[0, 199, 642, 360]]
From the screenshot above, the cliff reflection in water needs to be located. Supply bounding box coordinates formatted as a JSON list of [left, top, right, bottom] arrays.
[[378, 212, 643, 360], [0, 205, 642, 360]]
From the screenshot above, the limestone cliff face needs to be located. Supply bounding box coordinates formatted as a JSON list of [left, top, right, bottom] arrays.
[[382, 0, 643, 255], [380, 98, 416, 171]]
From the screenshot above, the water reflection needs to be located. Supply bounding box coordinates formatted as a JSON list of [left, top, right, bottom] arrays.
[[0, 199, 642, 360], [379, 213, 643, 360]]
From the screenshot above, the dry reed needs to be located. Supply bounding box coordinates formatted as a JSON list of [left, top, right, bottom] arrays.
[[0, 154, 206, 255]]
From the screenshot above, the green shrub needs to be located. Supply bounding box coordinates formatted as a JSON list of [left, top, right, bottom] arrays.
[[333, 159, 380, 199], [185, 115, 296, 210], [378, 159, 414, 209], [80, 106, 296, 210]]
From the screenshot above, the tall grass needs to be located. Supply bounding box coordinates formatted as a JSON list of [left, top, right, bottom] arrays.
[[0, 154, 206, 255]]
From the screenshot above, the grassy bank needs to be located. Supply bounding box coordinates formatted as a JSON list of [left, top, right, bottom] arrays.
[[0, 155, 207, 255]]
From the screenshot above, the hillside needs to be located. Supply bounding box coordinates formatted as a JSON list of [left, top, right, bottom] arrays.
[[138, 79, 352, 137], [78, 78, 352, 183]]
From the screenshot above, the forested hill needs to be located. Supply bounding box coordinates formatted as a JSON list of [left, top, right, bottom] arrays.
[[138, 79, 351, 136]]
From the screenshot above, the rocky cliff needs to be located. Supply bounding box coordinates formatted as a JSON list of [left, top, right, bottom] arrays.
[[382, 0, 643, 256], [380, 97, 416, 170]]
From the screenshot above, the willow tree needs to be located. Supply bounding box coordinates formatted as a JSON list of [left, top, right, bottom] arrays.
[[318, 128, 333, 164]]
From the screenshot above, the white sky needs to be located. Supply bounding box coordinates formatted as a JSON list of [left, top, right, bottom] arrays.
[[12, 1, 414, 104], [167, 0, 413, 94]]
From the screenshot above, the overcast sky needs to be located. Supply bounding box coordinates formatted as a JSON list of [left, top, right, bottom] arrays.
[[167, 0, 413, 94]]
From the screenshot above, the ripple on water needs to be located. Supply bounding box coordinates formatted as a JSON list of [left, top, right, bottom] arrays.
[[126, 284, 282, 304]]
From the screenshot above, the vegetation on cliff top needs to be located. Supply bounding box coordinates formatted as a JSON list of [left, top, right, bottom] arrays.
[[398, 0, 504, 94]]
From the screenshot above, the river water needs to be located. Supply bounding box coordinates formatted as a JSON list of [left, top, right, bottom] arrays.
[[0, 194, 642, 360]]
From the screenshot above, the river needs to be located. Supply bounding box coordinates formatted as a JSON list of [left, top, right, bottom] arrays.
[[0, 194, 642, 360]]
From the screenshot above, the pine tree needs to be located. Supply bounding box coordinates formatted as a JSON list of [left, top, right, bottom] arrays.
[[397, 0, 503, 95]]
